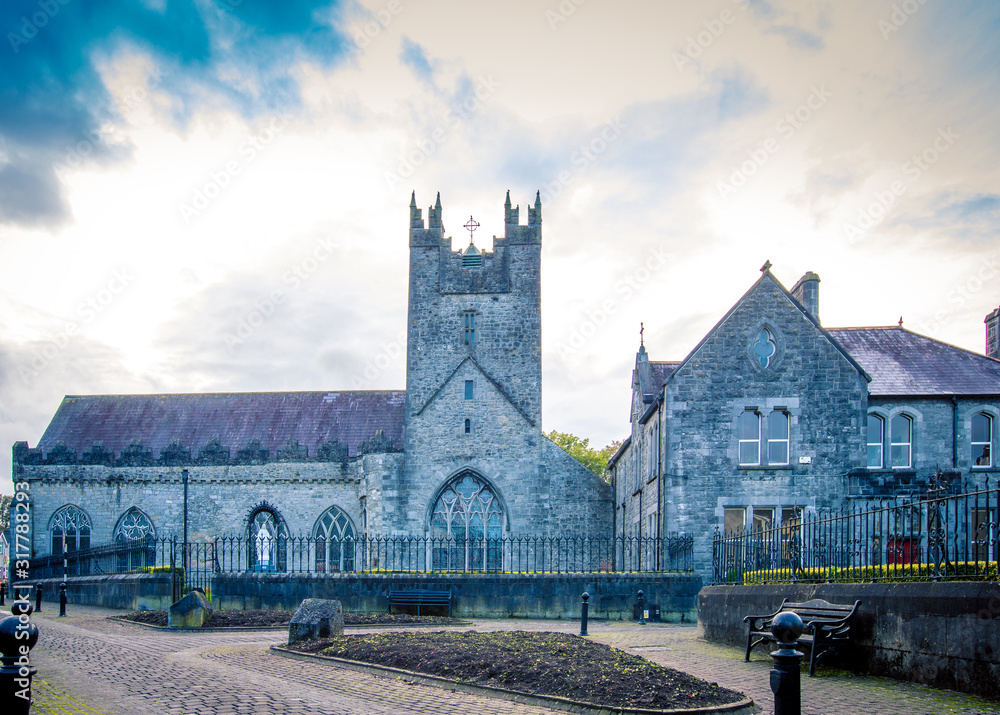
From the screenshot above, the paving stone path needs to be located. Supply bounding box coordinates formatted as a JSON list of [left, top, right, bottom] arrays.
[[24, 605, 1000, 715]]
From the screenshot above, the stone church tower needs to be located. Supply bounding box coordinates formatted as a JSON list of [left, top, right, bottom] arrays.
[[390, 191, 553, 537]]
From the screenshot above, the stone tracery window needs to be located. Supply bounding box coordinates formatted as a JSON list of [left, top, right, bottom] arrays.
[[114, 507, 155, 542], [247, 507, 288, 572], [430, 473, 504, 571], [50, 505, 91, 556], [313, 506, 356, 572], [114, 507, 156, 570], [752, 328, 777, 369]]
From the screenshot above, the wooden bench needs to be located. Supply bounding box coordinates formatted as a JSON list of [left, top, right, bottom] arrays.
[[743, 598, 861, 676], [386, 588, 452, 617]]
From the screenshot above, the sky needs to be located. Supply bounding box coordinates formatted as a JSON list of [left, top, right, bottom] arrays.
[[1, 0, 999, 494]]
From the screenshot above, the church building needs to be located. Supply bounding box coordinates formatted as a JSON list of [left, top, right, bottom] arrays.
[[610, 264, 1000, 579], [12, 193, 613, 569]]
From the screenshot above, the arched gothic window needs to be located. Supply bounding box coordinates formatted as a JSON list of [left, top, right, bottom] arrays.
[[313, 506, 356, 572], [50, 505, 92, 556], [247, 507, 288, 572], [114, 507, 156, 542], [430, 472, 504, 571], [113, 507, 156, 571]]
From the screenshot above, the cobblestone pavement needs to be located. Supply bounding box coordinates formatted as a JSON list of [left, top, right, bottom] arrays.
[[23, 605, 1000, 715]]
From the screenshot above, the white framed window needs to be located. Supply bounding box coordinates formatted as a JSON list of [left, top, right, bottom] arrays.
[[890, 414, 913, 468], [724, 507, 746, 535], [867, 414, 884, 469], [738, 410, 761, 465], [972, 413, 992, 468], [766, 411, 790, 465]]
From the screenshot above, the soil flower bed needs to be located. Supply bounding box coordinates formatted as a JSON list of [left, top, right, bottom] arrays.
[[288, 630, 746, 711], [117, 610, 460, 628]]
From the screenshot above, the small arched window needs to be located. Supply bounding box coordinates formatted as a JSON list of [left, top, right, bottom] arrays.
[[890, 415, 913, 468], [50, 505, 92, 556], [247, 507, 288, 572], [867, 414, 885, 469], [313, 506, 357, 573], [972, 413, 993, 468], [114, 507, 156, 571]]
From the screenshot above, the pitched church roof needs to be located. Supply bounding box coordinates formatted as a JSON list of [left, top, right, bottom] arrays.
[[650, 362, 680, 389], [827, 327, 1000, 396], [36, 391, 405, 460]]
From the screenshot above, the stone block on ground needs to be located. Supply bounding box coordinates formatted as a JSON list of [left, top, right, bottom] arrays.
[[168, 589, 212, 628], [288, 598, 344, 644]]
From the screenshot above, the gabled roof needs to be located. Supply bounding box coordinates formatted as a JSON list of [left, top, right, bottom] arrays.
[[827, 327, 1000, 396], [36, 391, 405, 459], [414, 355, 535, 426], [650, 362, 680, 388], [660, 269, 870, 389]]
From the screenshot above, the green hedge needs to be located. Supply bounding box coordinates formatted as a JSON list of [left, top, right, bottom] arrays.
[[737, 560, 998, 584]]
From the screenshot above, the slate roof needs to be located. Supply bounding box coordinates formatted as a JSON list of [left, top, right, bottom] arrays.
[[827, 327, 1000, 396], [650, 362, 680, 389], [35, 391, 405, 460]]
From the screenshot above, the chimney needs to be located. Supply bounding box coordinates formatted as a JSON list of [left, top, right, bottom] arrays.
[[986, 306, 1000, 359], [791, 272, 821, 324]]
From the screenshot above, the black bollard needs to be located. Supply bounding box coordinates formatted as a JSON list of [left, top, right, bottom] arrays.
[[580, 592, 590, 636], [769, 611, 805, 715], [59, 583, 67, 617], [0, 601, 40, 715], [0, 583, 5, 606], [637, 590, 646, 625], [34, 586, 41, 614]]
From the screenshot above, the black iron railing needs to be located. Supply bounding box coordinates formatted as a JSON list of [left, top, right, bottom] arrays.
[[713, 488, 1000, 584], [24, 533, 694, 593]]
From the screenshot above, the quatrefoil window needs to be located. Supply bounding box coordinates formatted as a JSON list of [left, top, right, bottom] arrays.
[[753, 328, 777, 369]]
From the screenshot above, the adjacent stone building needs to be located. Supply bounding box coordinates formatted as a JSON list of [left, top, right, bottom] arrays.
[[610, 265, 1000, 578], [12, 193, 613, 568]]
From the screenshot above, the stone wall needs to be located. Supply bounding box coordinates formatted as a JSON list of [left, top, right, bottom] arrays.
[[698, 582, 1000, 700], [214, 572, 701, 621], [22, 573, 174, 611]]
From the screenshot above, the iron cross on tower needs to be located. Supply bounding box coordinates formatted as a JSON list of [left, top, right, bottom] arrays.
[[464, 215, 480, 245]]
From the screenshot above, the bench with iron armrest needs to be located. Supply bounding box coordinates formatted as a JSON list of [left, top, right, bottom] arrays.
[[743, 598, 861, 676], [386, 588, 452, 617]]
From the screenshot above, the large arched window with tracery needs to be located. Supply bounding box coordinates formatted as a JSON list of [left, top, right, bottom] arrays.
[[49, 505, 92, 556], [313, 506, 356, 572], [247, 507, 288, 572], [430, 472, 505, 571], [113, 507, 156, 571]]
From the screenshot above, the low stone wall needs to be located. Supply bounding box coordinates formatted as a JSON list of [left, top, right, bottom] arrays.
[[16, 574, 175, 611], [214, 572, 702, 621], [698, 582, 1000, 700]]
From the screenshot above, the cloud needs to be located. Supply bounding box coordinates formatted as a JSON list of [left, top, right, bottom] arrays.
[[399, 36, 434, 83], [0, 0, 350, 228]]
